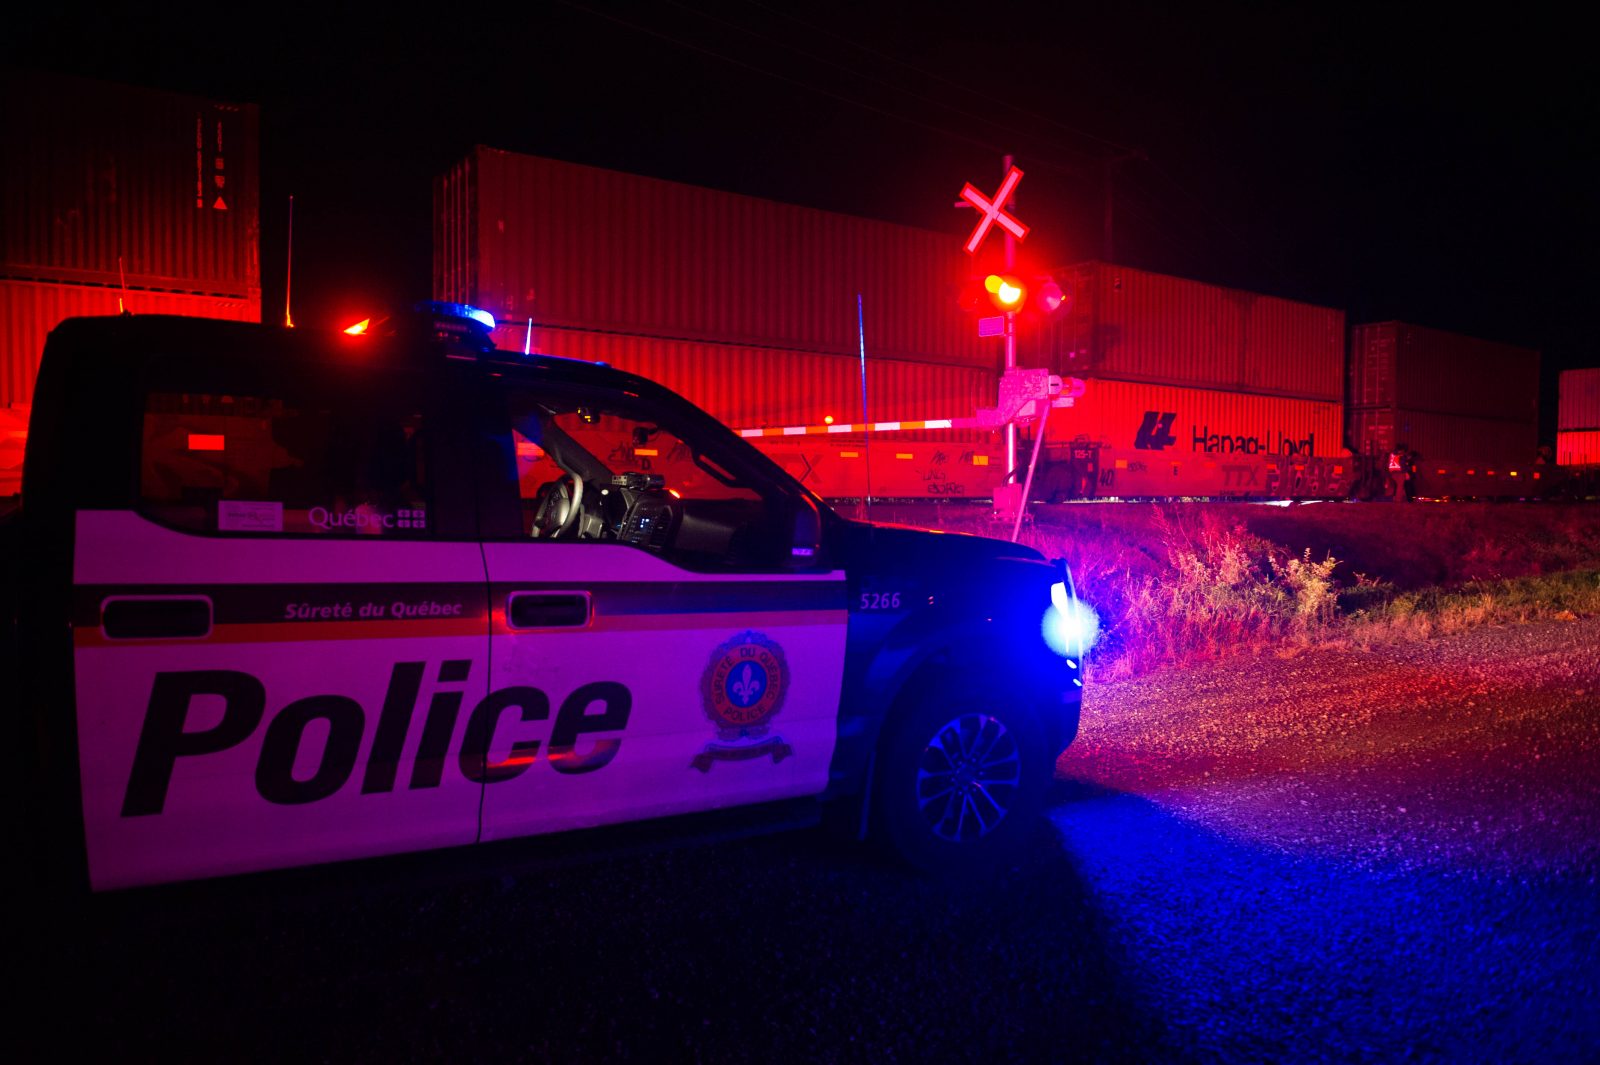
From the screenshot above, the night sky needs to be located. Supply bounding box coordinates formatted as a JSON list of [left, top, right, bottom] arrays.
[[10, 3, 1595, 432]]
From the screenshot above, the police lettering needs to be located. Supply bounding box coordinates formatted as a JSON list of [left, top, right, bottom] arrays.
[[121, 662, 633, 815]]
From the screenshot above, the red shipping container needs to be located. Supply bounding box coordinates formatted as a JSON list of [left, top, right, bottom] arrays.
[[1557, 431, 1600, 466], [1051, 378, 1344, 458], [436, 147, 988, 368], [1558, 368, 1600, 432], [1347, 406, 1538, 467], [1349, 321, 1539, 423], [1028, 262, 1345, 402], [1, 70, 260, 297], [0, 279, 260, 406], [0, 404, 25, 497]]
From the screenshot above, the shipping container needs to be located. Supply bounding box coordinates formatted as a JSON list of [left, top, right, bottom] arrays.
[[1, 70, 260, 297], [1558, 368, 1600, 432], [1046, 377, 1344, 458], [0, 279, 260, 406], [1349, 321, 1539, 422], [1347, 406, 1539, 465], [516, 326, 995, 440], [1026, 261, 1346, 401], [0, 404, 25, 497], [1557, 431, 1600, 466], [1347, 405, 1542, 497], [436, 146, 989, 368]]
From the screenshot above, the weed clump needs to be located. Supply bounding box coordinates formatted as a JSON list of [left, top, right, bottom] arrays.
[[1018, 505, 1599, 678]]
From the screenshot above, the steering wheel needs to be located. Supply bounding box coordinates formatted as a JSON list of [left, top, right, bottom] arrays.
[[532, 471, 585, 538], [553, 470, 584, 537]]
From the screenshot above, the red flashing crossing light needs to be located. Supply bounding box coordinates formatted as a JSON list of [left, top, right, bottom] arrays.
[[985, 274, 1027, 311], [956, 277, 985, 314], [1036, 278, 1069, 316], [960, 274, 1072, 324]]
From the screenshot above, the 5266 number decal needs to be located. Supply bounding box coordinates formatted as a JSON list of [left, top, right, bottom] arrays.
[[858, 591, 902, 611]]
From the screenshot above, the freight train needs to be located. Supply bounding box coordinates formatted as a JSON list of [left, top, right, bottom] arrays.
[[0, 97, 1575, 503], [731, 267, 1554, 504]]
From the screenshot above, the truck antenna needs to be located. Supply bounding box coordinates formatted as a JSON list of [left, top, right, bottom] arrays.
[[857, 292, 873, 521], [283, 195, 295, 328]]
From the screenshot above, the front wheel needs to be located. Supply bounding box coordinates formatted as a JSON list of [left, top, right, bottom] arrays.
[[876, 694, 1052, 871]]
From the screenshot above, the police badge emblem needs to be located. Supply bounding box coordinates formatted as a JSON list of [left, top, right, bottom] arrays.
[[691, 630, 795, 772]]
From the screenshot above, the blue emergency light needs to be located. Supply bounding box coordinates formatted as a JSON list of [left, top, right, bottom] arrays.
[[416, 301, 496, 332], [1043, 579, 1099, 664]]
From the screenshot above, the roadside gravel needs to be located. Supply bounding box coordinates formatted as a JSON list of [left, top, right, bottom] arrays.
[[1055, 615, 1600, 1061]]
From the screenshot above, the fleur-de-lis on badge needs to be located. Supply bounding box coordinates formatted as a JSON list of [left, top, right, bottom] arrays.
[[731, 663, 760, 706]]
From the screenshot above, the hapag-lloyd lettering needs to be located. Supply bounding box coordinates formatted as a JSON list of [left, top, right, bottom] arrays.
[[1191, 425, 1316, 456], [121, 662, 632, 815]]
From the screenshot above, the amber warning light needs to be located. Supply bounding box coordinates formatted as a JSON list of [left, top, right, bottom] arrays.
[[985, 274, 1027, 311]]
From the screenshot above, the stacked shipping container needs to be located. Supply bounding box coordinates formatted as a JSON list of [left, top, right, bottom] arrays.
[[1348, 322, 1541, 495], [0, 71, 262, 402], [1557, 368, 1600, 466], [1035, 261, 1346, 402], [436, 147, 1552, 500], [435, 146, 1005, 500], [435, 152, 1358, 497], [436, 146, 987, 370], [1022, 262, 1348, 501]]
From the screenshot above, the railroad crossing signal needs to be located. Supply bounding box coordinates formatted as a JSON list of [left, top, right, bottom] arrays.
[[959, 166, 1029, 254]]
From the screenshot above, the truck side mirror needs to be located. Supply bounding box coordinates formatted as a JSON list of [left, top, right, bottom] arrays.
[[789, 495, 825, 569]]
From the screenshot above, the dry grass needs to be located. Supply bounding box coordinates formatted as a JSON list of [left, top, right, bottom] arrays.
[[836, 501, 1600, 679]]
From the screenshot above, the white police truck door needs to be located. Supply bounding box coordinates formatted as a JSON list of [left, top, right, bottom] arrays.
[[475, 381, 849, 842], [72, 358, 488, 889]]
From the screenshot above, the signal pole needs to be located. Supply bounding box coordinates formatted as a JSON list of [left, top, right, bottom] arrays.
[[1002, 155, 1018, 479], [955, 158, 1034, 522]]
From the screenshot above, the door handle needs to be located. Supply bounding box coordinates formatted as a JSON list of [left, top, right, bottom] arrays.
[[506, 591, 591, 630], [101, 596, 213, 640]]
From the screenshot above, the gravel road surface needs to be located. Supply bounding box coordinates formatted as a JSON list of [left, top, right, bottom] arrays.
[[13, 618, 1599, 1062], [1054, 618, 1600, 1062]]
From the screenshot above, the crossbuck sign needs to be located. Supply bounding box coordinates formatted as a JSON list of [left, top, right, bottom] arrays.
[[959, 166, 1029, 255]]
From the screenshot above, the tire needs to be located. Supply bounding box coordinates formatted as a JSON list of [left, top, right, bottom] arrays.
[[875, 686, 1053, 872]]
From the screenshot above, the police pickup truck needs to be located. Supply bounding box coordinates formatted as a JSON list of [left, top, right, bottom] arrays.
[[10, 303, 1085, 890]]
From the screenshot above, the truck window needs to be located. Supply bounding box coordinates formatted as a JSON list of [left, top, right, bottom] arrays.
[[139, 383, 431, 537], [502, 384, 789, 570]]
